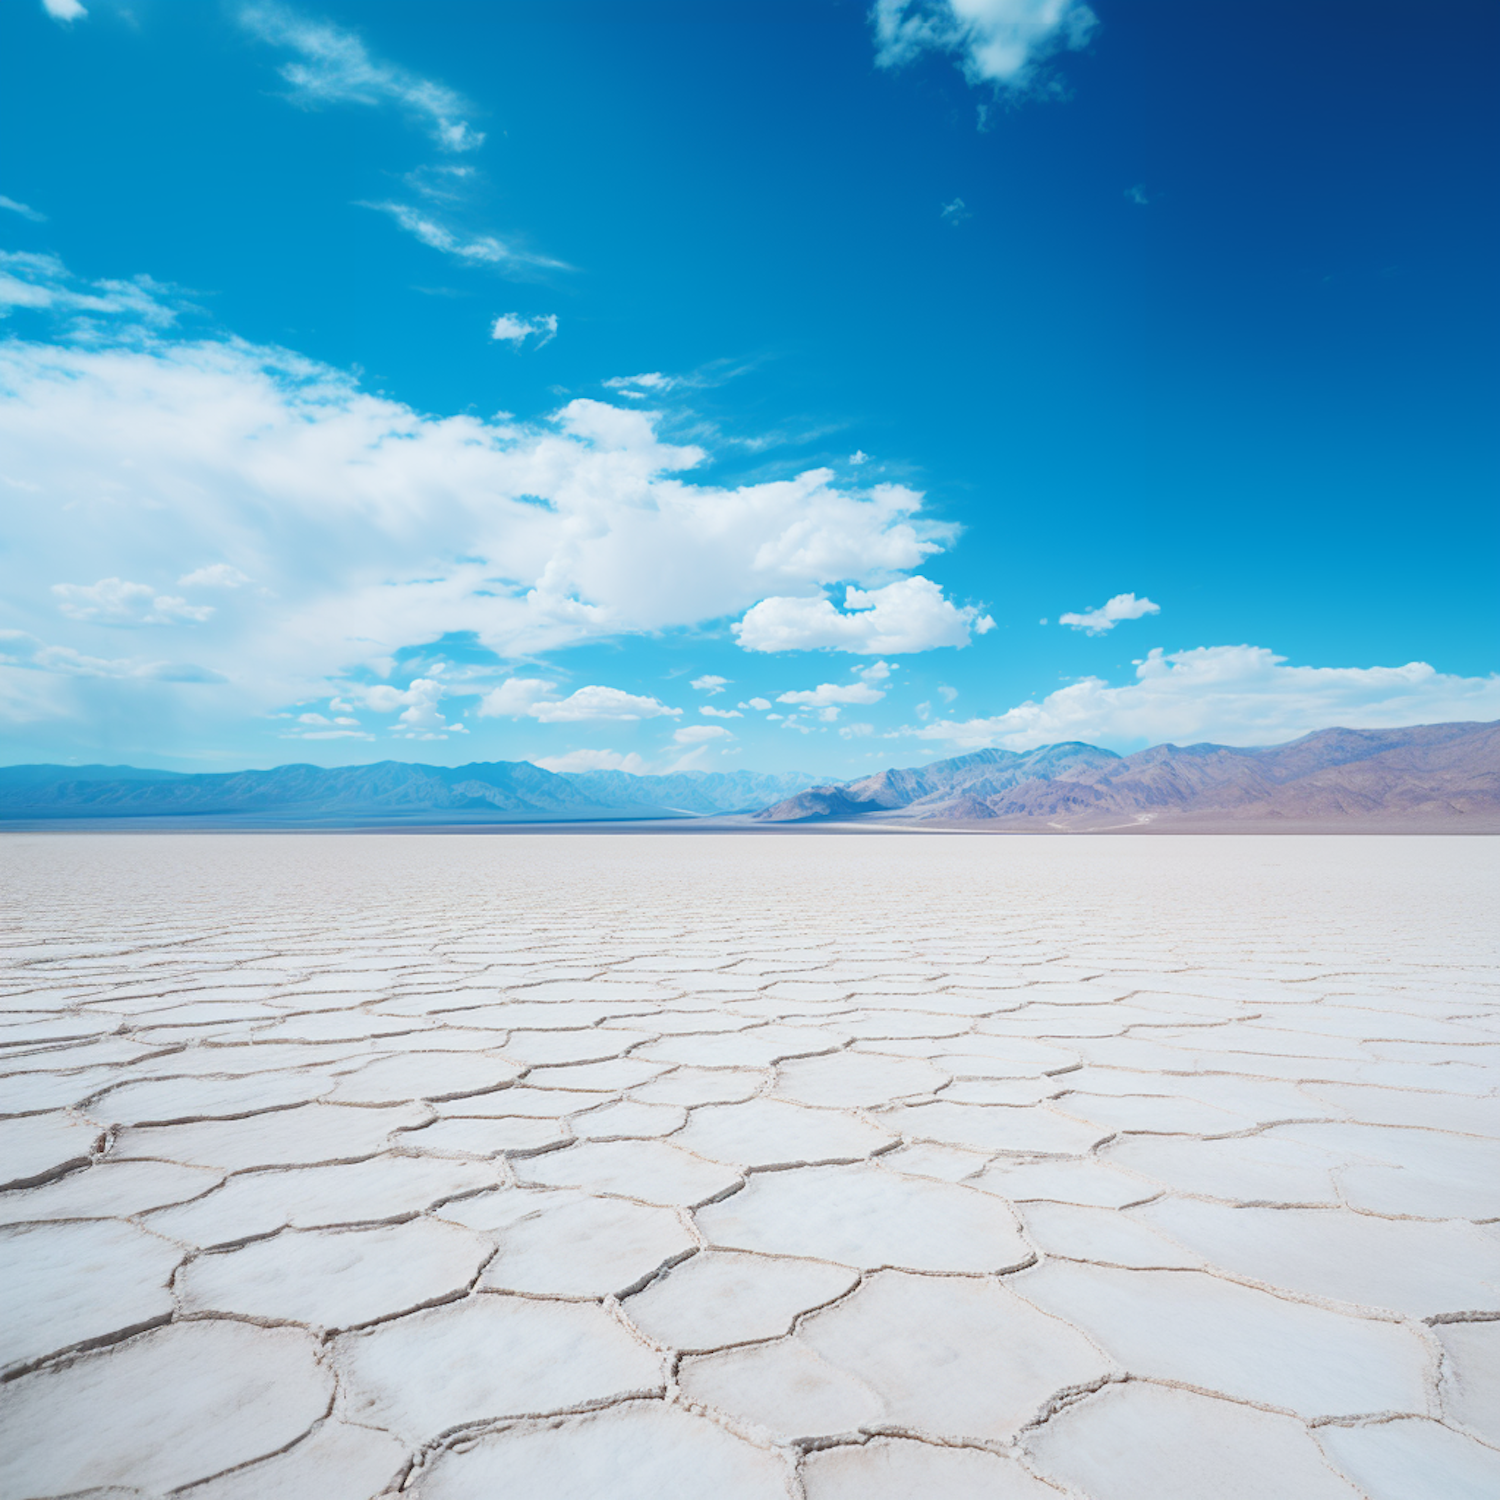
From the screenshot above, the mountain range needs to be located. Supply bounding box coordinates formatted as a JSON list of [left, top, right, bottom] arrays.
[[0, 761, 818, 825], [755, 720, 1500, 829], [2, 720, 1495, 829]]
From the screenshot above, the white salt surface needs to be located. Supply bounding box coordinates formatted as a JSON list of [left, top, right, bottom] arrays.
[[0, 832, 1495, 1497]]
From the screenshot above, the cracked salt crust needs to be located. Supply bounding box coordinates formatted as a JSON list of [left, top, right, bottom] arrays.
[[1, 832, 1497, 1498]]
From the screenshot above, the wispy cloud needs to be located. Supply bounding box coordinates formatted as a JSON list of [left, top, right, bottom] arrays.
[[239, 3, 483, 151], [0, 196, 46, 223], [1, 630, 222, 683], [52, 578, 214, 626], [490, 312, 558, 348], [941, 197, 971, 225], [873, 0, 1097, 94], [1058, 591, 1159, 635], [907, 645, 1500, 751], [1125, 184, 1150, 206], [0, 251, 183, 334], [364, 202, 567, 272], [534, 748, 647, 774]]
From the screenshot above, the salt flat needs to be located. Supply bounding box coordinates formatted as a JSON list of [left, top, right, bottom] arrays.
[[1, 832, 1497, 1499]]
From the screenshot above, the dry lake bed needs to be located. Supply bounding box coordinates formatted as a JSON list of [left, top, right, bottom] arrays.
[[1, 831, 1497, 1499]]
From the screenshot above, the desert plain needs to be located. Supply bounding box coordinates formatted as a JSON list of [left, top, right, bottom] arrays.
[[1, 830, 1497, 1499]]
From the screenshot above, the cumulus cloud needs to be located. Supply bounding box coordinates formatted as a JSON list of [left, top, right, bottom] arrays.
[[0, 253, 969, 729], [674, 723, 732, 744], [777, 662, 896, 708], [745, 697, 773, 711], [360, 675, 467, 737], [239, 3, 483, 151], [908, 645, 1500, 751], [1058, 591, 1159, 635], [52, 578, 214, 626], [365, 203, 564, 271], [476, 681, 680, 722], [42, 0, 87, 23], [490, 312, 558, 348], [872, 0, 1097, 92], [179, 565, 251, 589], [0, 196, 47, 222], [735, 577, 993, 655], [533, 748, 647, 774], [691, 674, 729, 694], [700, 705, 742, 719]]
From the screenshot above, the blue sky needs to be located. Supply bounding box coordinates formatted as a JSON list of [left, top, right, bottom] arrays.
[[2, 0, 1497, 776]]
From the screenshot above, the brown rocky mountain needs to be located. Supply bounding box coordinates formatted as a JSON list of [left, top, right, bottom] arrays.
[[755, 720, 1500, 829]]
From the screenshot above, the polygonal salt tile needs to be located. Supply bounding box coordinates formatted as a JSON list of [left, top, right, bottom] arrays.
[[1436, 1319, 1500, 1445], [0, 1320, 333, 1497], [81, 1069, 340, 1126], [1131, 1198, 1500, 1318], [144, 1154, 500, 1247], [1023, 1381, 1364, 1499], [501, 1029, 638, 1064], [0, 1157, 223, 1222], [188, 1419, 408, 1500], [451, 1085, 605, 1117], [978, 1156, 1159, 1207], [335, 1295, 664, 1442], [176, 1216, 490, 1331], [111, 1100, 429, 1171], [573, 1099, 688, 1139], [326, 1052, 522, 1104], [1, 1219, 181, 1375], [879, 1101, 1105, 1155], [926, 1037, 1081, 1078], [630, 1067, 766, 1105], [407, 1400, 790, 1499], [803, 1437, 1059, 1499], [395, 1115, 569, 1157], [635, 1025, 840, 1069], [941, 1077, 1062, 1106], [249, 1013, 425, 1043], [774, 1051, 948, 1107], [522, 1057, 668, 1092], [1013, 1260, 1434, 1419], [623, 1250, 858, 1351], [515, 1139, 742, 1206], [1052, 1091, 1255, 1135], [1103, 1131, 1344, 1205], [878, 1141, 991, 1181], [795, 1270, 1108, 1441], [1302, 1082, 1500, 1138], [696, 1163, 1030, 1273], [1019, 1200, 1206, 1269], [479, 1192, 697, 1297], [674, 1097, 895, 1168], [0, 1063, 126, 1114], [681, 1337, 879, 1439], [0, 1110, 102, 1189], [1317, 1417, 1500, 1500]]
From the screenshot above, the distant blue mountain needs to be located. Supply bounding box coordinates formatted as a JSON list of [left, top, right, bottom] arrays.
[[0, 760, 820, 824]]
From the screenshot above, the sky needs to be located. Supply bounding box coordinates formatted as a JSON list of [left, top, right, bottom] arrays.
[[1, 0, 1497, 778]]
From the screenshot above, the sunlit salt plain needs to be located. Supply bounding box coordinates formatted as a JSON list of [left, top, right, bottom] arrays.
[[1, 832, 1497, 1500]]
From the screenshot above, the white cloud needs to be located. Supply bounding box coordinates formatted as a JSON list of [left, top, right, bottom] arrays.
[[0, 253, 971, 727], [529, 685, 680, 723], [42, 0, 87, 22], [840, 721, 876, 738], [604, 372, 677, 393], [533, 748, 647, 774], [52, 578, 215, 625], [179, 564, 251, 589], [239, 3, 483, 151], [0, 196, 46, 222], [490, 312, 558, 348], [735, 577, 993, 654], [909, 645, 1500, 751], [938, 683, 958, 703], [745, 697, 773, 711], [777, 678, 886, 708], [0, 251, 181, 333], [1058, 591, 1160, 635], [691, 674, 729, 694], [364, 203, 564, 271], [674, 724, 732, 745], [700, 705, 742, 719], [873, 0, 1098, 92], [476, 680, 680, 722], [0, 629, 222, 683], [1125, 184, 1149, 206], [941, 197, 971, 225], [360, 675, 467, 736]]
